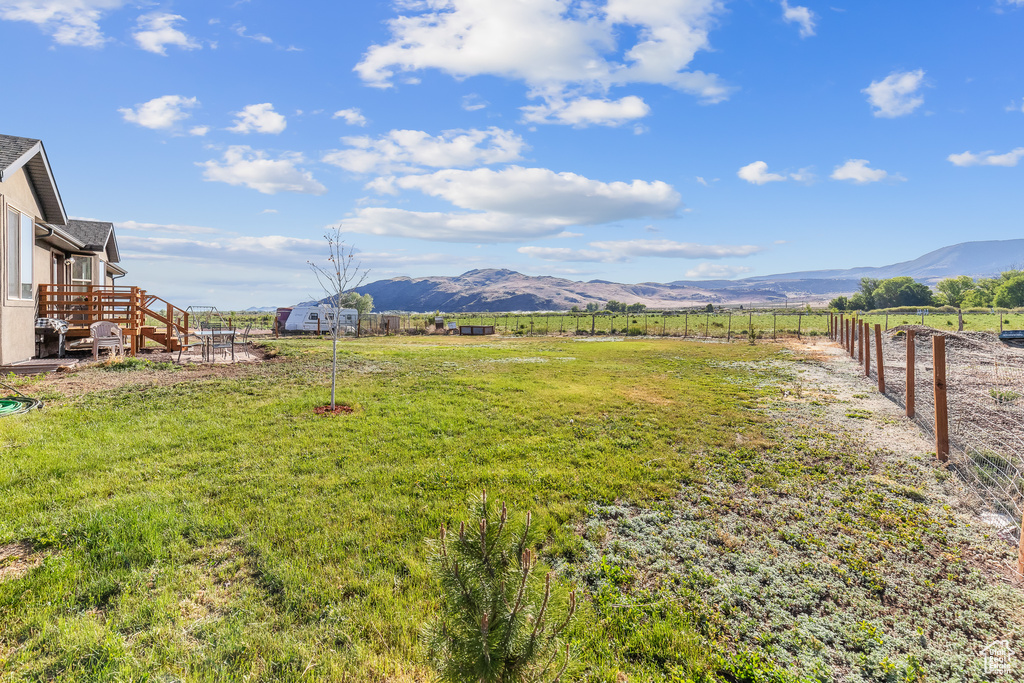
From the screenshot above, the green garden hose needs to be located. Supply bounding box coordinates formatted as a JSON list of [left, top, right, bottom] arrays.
[[0, 382, 42, 417]]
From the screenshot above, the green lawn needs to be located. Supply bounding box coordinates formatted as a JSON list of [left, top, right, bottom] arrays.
[[1, 336, 1019, 682], [0, 337, 771, 681]]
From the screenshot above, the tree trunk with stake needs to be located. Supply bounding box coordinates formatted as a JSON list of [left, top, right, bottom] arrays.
[[308, 227, 370, 410]]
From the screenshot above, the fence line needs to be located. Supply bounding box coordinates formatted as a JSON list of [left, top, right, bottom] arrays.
[[830, 317, 1024, 573]]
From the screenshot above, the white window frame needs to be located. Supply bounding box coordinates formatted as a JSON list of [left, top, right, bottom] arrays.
[[71, 256, 94, 287], [6, 207, 33, 300]]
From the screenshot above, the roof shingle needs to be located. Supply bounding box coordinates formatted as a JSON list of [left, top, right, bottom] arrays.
[[0, 134, 41, 173]]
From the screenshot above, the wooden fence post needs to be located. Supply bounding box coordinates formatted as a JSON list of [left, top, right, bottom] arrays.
[[591, 315, 595, 335], [840, 315, 844, 346], [933, 335, 949, 462], [727, 312, 732, 342], [774, 313, 777, 341], [797, 313, 802, 339], [684, 312, 688, 338], [906, 330, 915, 418], [1019, 509, 1024, 577], [875, 324, 885, 393], [864, 321, 871, 377], [858, 320, 864, 363]]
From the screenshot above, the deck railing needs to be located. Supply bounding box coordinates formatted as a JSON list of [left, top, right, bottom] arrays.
[[38, 285, 145, 354]]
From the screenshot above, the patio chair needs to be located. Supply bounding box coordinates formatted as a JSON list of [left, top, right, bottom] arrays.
[[90, 321, 124, 360], [174, 327, 205, 363], [202, 322, 235, 361], [232, 324, 253, 359]]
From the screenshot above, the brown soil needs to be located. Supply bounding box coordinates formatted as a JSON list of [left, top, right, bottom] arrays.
[[314, 404, 354, 415], [0, 541, 45, 583], [23, 343, 280, 400]]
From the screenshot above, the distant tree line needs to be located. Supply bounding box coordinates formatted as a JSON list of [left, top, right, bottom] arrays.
[[829, 271, 1024, 311], [570, 300, 648, 313]]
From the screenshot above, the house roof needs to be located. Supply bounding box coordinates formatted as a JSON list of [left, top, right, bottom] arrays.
[[64, 220, 120, 263], [0, 134, 67, 225]]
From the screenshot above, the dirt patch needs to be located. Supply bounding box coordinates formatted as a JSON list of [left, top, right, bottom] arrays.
[[620, 385, 675, 406], [0, 540, 46, 583], [178, 539, 256, 626], [314, 404, 354, 415], [20, 344, 281, 400]]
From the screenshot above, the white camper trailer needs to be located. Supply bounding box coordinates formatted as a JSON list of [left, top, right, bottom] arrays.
[[281, 305, 359, 334]]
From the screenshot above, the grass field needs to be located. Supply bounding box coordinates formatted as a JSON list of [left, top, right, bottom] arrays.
[[208, 308, 1024, 341], [1, 337, 1020, 681]]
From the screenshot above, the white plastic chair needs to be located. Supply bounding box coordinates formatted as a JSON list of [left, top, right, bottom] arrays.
[[90, 321, 125, 360]]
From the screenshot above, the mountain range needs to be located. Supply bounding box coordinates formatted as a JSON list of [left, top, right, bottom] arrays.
[[347, 239, 1024, 313]]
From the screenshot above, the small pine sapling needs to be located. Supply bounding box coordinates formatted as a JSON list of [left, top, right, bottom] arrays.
[[426, 491, 577, 683]]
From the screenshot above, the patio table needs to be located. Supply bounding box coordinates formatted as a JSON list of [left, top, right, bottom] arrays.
[[192, 328, 235, 362]]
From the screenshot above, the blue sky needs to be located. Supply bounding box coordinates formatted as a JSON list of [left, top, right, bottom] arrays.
[[3, 0, 1023, 308]]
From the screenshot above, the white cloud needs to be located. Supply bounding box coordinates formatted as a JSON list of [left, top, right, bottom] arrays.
[[233, 23, 272, 44], [323, 127, 526, 174], [696, 176, 709, 186], [229, 103, 287, 134], [781, 0, 816, 37], [333, 108, 368, 126], [115, 220, 222, 235], [341, 166, 680, 243], [119, 95, 198, 130], [199, 146, 327, 195], [737, 161, 787, 185], [789, 167, 816, 184], [863, 69, 926, 118], [133, 12, 200, 55], [1005, 99, 1024, 113], [588, 239, 761, 258], [355, 0, 732, 111], [0, 0, 125, 47], [189, 125, 210, 136], [947, 148, 1024, 167], [340, 207, 569, 243], [520, 95, 651, 127], [830, 158, 899, 183], [517, 246, 627, 263], [683, 263, 753, 278], [120, 233, 322, 269], [461, 94, 488, 111], [384, 166, 681, 224]]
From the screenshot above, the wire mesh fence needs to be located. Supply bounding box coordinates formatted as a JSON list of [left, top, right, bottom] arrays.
[[841, 320, 1024, 542]]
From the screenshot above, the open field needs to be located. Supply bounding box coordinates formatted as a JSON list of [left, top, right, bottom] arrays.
[[394, 310, 1024, 339], [1, 337, 1022, 681], [209, 309, 1024, 342]]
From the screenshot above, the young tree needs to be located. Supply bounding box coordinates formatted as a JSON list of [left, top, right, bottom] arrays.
[[308, 227, 370, 409], [426, 492, 577, 683]]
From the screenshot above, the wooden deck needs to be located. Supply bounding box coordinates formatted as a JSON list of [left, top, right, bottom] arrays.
[[38, 285, 189, 356]]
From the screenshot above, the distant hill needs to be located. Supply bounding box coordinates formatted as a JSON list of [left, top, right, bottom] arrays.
[[344, 239, 1024, 312], [744, 239, 1024, 283]]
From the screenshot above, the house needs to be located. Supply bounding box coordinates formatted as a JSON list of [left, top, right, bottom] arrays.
[[1, 133, 126, 365]]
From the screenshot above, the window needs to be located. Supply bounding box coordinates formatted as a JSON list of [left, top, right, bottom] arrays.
[[308, 312, 318, 321], [71, 257, 93, 286], [6, 208, 32, 299]]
